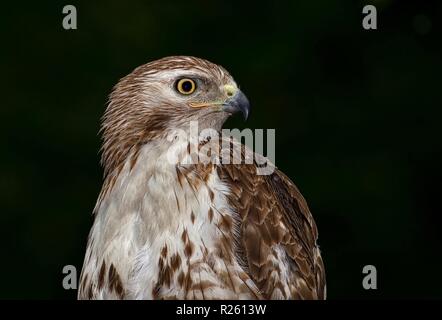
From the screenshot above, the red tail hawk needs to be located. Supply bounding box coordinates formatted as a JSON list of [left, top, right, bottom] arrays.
[[78, 56, 325, 300]]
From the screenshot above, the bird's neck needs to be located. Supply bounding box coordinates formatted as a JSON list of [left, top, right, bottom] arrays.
[[94, 137, 223, 237]]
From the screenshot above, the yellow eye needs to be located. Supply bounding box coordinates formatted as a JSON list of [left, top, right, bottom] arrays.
[[176, 78, 196, 95]]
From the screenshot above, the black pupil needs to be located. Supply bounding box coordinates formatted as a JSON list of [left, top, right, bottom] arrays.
[[181, 81, 193, 92]]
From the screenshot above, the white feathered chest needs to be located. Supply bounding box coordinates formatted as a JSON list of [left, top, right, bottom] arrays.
[[79, 140, 261, 299]]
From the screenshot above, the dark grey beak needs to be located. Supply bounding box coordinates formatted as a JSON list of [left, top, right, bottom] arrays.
[[223, 90, 251, 120]]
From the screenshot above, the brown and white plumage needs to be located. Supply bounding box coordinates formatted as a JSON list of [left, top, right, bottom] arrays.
[[78, 56, 325, 300]]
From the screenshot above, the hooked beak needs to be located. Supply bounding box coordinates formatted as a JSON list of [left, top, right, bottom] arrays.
[[222, 90, 251, 121]]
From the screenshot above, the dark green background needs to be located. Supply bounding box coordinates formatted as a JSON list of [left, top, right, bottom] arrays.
[[1, 0, 441, 299]]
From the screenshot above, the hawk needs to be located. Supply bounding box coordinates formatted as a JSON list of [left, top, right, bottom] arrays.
[[78, 56, 326, 300]]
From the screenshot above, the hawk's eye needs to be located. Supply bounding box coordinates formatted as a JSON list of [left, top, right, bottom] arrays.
[[176, 78, 196, 95]]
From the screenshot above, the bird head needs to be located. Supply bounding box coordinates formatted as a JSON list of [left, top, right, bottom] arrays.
[[100, 56, 250, 176]]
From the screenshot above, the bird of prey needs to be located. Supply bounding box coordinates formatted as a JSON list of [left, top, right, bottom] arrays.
[[78, 56, 325, 300]]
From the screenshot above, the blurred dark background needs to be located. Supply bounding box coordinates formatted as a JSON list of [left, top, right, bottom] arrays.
[[1, 0, 441, 299]]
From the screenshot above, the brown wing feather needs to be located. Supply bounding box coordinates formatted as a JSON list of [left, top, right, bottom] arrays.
[[217, 163, 326, 299]]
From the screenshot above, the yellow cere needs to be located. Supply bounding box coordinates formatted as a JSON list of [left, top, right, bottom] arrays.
[[223, 84, 237, 98]]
